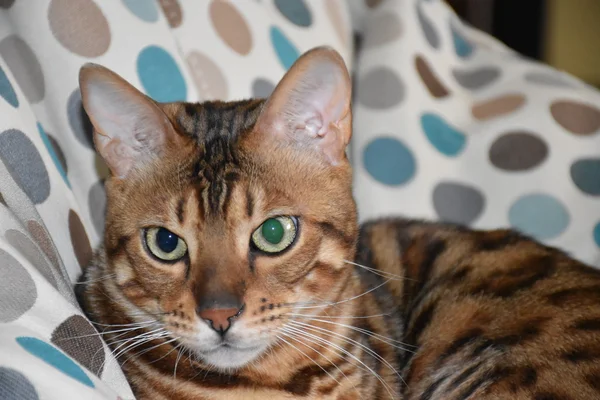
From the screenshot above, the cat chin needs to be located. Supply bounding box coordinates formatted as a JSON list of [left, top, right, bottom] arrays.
[[194, 343, 268, 370]]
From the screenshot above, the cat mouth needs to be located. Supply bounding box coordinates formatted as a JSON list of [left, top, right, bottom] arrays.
[[205, 342, 259, 353], [195, 342, 267, 370]]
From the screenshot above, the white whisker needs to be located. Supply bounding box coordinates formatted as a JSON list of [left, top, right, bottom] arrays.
[[287, 312, 392, 320], [343, 259, 416, 282], [276, 333, 342, 390], [294, 279, 392, 310], [74, 273, 117, 285], [289, 320, 408, 391], [282, 324, 397, 399], [174, 344, 184, 378], [288, 315, 415, 351], [280, 327, 363, 399], [125, 337, 180, 366]]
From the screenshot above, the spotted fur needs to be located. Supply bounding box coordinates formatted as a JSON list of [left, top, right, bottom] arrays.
[[357, 219, 600, 399], [76, 48, 600, 399]]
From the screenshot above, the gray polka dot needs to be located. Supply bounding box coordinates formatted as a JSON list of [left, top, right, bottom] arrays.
[[524, 71, 576, 88], [67, 89, 94, 149], [251, 78, 275, 98], [0, 0, 16, 8], [452, 67, 500, 89], [88, 180, 106, 236], [0, 129, 50, 204], [433, 181, 485, 225], [47, 134, 68, 174], [51, 315, 105, 377], [94, 155, 110, 180], [0, 35, 45, 103], [416, 2, 439, 49], [5, 230, 58, 289], [489, 131, 548, 172], [0, 249, 37, 323], [364, 12, 402, 48], [357, 67, 405, 109], [0, 367, 39, 400]]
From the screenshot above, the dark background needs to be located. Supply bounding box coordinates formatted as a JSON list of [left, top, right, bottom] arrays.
[[447, 0, 600, 88]]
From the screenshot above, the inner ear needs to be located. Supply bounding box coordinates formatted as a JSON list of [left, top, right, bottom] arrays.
[[79, 63, 181, 178], [255, 46, 352, 165]]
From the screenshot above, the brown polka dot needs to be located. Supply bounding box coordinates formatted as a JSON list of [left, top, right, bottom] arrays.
[[68, 209, 92, 268], [0, 0, 15, 8], [209, 0, 252, 56], [47, 134, 68, 174], [186, 51, 229, 100], [27, 220, 60, 270], [489, 131, 548, 172], [48, 0, 111, 58], [51, 315, 105, 377], [158, 0, 182, 28], [366, 0, 383, 8], [415, 55, 449, 98], [364, 12, 402, 48], [325, 0, 349, 47], [550, 100, 600, 135], [472, 94, 526, 121]]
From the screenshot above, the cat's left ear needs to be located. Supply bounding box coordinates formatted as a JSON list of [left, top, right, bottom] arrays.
[[254, 46, 352, 165]]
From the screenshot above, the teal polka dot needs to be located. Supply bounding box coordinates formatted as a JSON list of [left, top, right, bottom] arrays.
[[275, 0, 312, 27], [270, 26, 299, 70], [421, 113, 466, 157], [593, 222, 600, 248], [451, 21, 473, 58], [363, 137, 416, 186], [509, 193, 570, 240], [16, 336, 94, 388], [571, 158, 600, 196], [0, 65, 18, 107], [37, 123, 70, 189], [123, 0, 158, 22], [137, 45, 187, 102]]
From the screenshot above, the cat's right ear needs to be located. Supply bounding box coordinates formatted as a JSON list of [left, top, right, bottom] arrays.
[[79, 63, 180, 178]]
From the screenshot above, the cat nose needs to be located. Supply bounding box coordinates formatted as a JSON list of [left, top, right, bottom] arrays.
[[197, 305, 244, 335]]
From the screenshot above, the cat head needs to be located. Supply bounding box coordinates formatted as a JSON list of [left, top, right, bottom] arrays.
[[80, 47, 357, 370]]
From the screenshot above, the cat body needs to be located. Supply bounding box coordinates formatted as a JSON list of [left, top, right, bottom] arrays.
[[76, 47, 600, 399]]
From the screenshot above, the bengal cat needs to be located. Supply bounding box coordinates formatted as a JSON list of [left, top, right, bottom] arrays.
[[76, 47, 600, 399]]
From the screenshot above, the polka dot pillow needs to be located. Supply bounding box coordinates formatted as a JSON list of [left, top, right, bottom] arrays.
[[351, 0, 600, 267], [0, 1, 351, 398]]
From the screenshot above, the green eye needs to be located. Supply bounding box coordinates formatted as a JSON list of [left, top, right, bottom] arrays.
[[252, 216, 297, 253], [144, 227, 188, 262]]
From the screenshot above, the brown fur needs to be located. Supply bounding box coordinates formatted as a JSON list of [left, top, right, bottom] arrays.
[[76, 48, 600, 399]]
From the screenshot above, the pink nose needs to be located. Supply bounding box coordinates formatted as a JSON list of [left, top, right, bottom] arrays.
[[198, 307, 243, 334]]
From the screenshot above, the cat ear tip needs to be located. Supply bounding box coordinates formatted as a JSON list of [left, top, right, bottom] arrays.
[[79, 63, 119, 88], [302, 47, 350, 84], [79, 62, 103, 77], [305, 46, 345, 64]]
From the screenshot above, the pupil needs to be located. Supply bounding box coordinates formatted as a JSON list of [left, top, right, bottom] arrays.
[[156, 228, 178, 253], [262, 218, 284, 244]]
